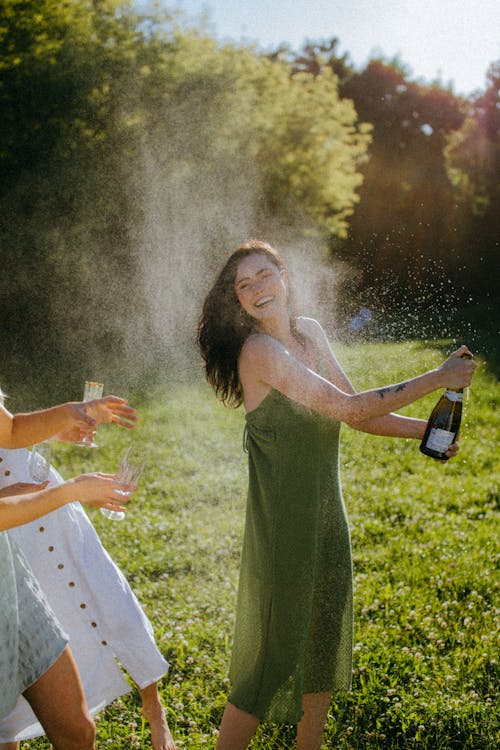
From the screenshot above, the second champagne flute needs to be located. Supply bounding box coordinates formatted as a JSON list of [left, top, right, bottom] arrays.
[[101, 443, 148, 521], [28, 442, 52, 483]]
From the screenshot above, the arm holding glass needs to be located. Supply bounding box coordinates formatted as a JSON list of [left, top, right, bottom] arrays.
[[0, 395, 138, 449], [0, 472, 134, 532], [0, 386, 141, 525]]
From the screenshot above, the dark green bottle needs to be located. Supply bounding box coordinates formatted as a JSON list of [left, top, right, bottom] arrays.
[[419, 354, 471, 461]]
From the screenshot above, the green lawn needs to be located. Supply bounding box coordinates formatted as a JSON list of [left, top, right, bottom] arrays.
[[26, 341, 499, 749]]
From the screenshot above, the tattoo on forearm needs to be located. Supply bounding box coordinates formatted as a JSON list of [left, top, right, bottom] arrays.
[[377, 382, 407, 399]]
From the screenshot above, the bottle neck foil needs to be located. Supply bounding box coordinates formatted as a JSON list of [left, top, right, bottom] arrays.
[[444, 390, 464, 402]]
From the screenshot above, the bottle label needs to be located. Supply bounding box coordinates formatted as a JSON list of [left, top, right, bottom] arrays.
[[444, 390, 463, 402], [425, 427, 455, 453]]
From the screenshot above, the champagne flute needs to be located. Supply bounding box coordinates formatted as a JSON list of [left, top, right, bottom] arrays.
[[101, 443, 148, 521], [77, 380, 104, 447], [28, 442, 52, 483]]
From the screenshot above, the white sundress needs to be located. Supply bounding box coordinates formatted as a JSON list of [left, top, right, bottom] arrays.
[[0, 531, 68, 720], [0, 448, 168, 742]]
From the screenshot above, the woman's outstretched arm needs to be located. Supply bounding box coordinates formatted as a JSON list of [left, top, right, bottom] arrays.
[[303, 318, 429, 438], [0, 397, 138, 449], [239, 333, 476, 425], [0, 473, 131, 531]]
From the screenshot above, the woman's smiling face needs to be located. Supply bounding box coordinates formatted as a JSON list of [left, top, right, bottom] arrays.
[[234, 253, 287, 323]]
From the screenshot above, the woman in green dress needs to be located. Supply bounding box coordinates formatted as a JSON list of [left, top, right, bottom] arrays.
[[197, 240, 476, 750]]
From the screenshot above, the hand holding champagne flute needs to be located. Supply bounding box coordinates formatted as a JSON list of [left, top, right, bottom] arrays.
[[72, 380, 139, 447], [101, 443, 148, 521], [77, 381, 104, 447], [28, 441, 52, 483]]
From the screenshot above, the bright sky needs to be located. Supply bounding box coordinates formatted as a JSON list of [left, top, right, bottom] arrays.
[[171, 0, 500, 95]]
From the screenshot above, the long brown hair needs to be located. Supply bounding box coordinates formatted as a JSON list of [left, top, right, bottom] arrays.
[[197, 240, 301, 407]]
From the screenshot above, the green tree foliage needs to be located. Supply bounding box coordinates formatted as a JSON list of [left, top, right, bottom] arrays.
[[214, 48, 371, 237], [135, 32, 370, 236], [0, 0, 161, 398], [341, 60, 466, 305], [446, 62, 500, 216], [0, 1, 370, 399], [1, 4, 495, 398], [285, 40, 498, 328], [444, 61, 499, 298]]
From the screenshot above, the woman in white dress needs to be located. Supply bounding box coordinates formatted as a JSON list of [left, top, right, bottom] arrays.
[[0, 392, 138, 750], [0, 389, 176, 750]]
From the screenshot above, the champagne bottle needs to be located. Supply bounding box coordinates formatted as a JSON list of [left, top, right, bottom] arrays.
[[419, 354, 471, 461]]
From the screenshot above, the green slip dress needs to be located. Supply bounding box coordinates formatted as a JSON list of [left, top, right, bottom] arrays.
[[229, 388, 353, 724]]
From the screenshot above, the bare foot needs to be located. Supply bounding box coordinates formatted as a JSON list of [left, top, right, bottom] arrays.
[[142, 701, 176, 750], [139, 682, 176, 750]]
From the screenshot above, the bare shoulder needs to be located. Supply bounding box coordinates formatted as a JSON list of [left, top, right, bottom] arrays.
[[240, 333, 283, 357], [241, 333, 283, 354], [297, 316, 344, 370], [296, 316, 327, 344], [238, 335, 286, 408]]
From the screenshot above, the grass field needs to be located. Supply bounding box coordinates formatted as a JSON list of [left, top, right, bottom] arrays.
[[23, 340, 499, 749]]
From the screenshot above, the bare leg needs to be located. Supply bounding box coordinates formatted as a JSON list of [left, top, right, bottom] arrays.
[[22, 646, 95, 750], [215, 703, 260, 750], [296, 692, 332, 750], [138, 681, 176, 750]]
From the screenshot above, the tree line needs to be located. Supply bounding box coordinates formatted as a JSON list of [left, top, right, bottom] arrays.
[[287, 40, 498, 327], [0, 0, 497, 401]]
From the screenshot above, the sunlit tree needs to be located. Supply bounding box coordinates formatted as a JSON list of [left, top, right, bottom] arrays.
[[444, 61, 500, 297], [0, 2, 371, 396]]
